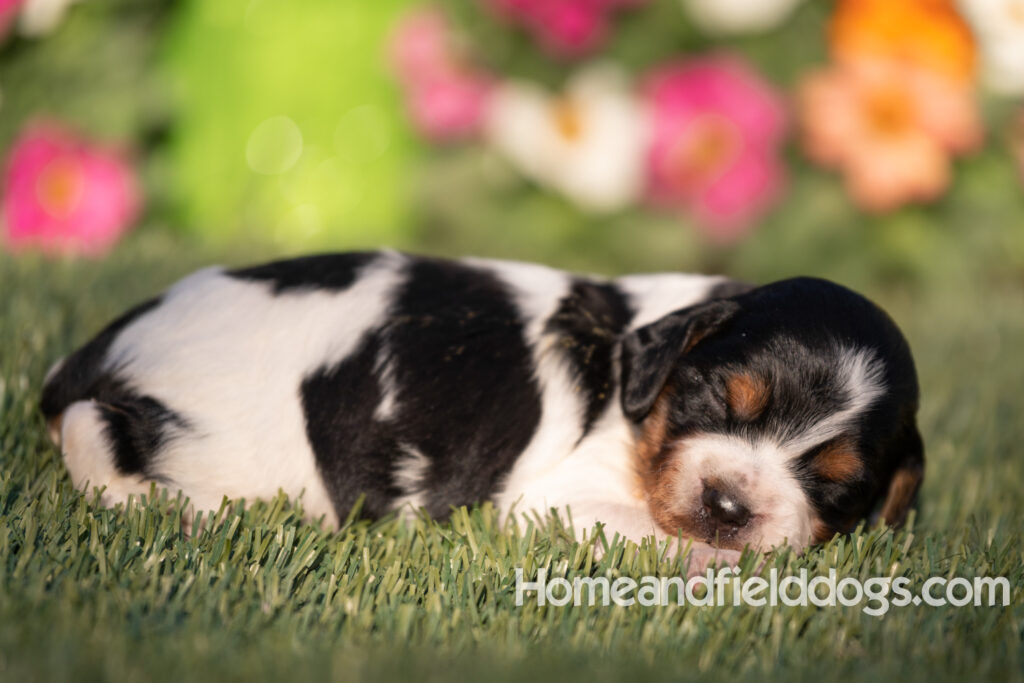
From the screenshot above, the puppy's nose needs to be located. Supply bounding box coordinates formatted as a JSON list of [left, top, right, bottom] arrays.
[[702, 486, 751, 528]]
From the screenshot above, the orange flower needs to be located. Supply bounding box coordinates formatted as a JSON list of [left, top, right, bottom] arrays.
[[830, 0, 977, 84], [798, 58, 981, 212]]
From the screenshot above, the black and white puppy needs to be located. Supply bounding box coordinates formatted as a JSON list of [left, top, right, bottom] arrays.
[[40, 251, 924, 565]]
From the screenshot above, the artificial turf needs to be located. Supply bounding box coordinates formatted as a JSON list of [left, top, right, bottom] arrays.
[[1, 234, 1021, 682]]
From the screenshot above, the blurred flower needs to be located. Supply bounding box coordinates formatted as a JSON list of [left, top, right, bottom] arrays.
[[390, 7, 455, 81], [798, 58, 981, 212], [0, 0, 25, 40], [487, 0, 645, 58], [2, 124, 141, 255], [485, 64, 648, 211], [958, 0, 1024, 95], [642, 57, 787, 240], [18, 0, 78, 36], [390, 8, 493, 141], [681, 0, 805, 35], [400, 70, 494, 142], [830, 0, 977, 84]]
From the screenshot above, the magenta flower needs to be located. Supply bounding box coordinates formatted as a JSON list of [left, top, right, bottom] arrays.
[[488, 0, 645, 59], [389, 8, 493, 141], [2, 124, 141, 256], [643, 57, 787, 240]]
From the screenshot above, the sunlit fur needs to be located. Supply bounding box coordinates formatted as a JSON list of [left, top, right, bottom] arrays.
[[40, 252, 921, 563]]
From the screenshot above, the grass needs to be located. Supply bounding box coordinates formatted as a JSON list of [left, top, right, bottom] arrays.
[[1, 233, 1022, 682]]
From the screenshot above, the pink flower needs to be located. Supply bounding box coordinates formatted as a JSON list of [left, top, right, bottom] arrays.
[[643, 57, 787, 240], [389, 7, 451, 82], [389, 8, 493, 141], [2, 123, 141, 256], [488, 0, 645, 58], [0, 0, 25, 40]]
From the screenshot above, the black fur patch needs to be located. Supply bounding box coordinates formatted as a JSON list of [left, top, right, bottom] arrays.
[[706, 278, 754, 300], [301, 257, 543, 520], [91, 378, 187, 476], [384, 258, 542, 515], [301, 331, 405, 519], [545, 280, 634, 437], [228, 252, 378, 294], [40, 297, 162, 420]]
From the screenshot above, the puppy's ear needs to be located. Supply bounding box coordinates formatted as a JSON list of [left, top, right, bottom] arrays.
[[879, 419, 925, 527], [620, 299, 739, 422]]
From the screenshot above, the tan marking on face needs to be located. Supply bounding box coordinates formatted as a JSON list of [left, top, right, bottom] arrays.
[[725, 372, 770, 421], [813, 440, 864, 481], [643, 454, 690, 536], [635, 387, 671, 467], [811, 512, 862, 545], [880, 466, 923, 526], [811, 518, 835, 544], [632, 391, 716, 543], [634, 389, 686, 531]]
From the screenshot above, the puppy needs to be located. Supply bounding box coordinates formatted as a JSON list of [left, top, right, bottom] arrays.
[[40, 251, 923, 567]]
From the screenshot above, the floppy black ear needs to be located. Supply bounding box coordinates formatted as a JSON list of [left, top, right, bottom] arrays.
[[619, 299, 739, 423]]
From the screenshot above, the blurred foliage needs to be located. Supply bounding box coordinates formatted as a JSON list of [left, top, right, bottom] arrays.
[[0, 0, 172, 148], [0, 0, 174, 209], [159, 0, 417, 247], [421, 0, 1024, 289], [0, 0, 1022, 290]]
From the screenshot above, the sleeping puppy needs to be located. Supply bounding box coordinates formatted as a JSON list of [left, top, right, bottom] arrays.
[[40, 251, 924, 569]]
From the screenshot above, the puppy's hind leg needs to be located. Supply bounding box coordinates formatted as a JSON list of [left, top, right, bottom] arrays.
[[59, 401, 160, 507]]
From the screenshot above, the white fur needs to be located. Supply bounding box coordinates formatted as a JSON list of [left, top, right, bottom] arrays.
[[60, 401, 156, 506], [391, 445, 431, 515], [469, 259, 648, 536], [373, 351, 399, 422], [100, 252, 407, 527], [615, 273, 727, 328], [489, 269, 722, 545], [663, 432, 816, 550], [784, 347, 886, 455]]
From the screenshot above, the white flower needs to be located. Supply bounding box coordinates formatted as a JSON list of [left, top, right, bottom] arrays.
[[681, 0, 804, 35], [959, 0, 1024, 96], [19, 0, 80, 36], [484, 64, 648, 213]]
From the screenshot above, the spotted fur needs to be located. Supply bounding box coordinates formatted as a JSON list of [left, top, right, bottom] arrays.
[[39, 253, 923, 555]]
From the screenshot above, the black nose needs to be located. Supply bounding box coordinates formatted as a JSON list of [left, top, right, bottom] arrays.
[[702, 486, 751, 528]]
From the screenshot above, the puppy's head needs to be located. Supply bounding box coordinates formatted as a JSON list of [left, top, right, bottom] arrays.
[[621, 277, 923, 552]]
